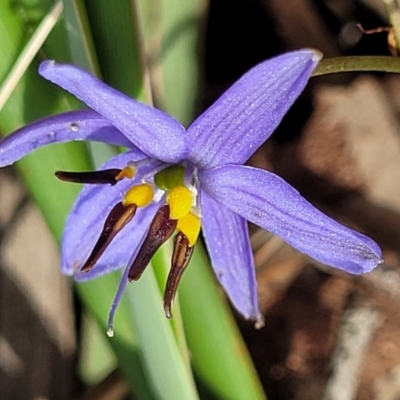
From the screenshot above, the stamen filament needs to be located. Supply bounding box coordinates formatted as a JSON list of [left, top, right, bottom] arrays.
[[140, 163, 166, 183], [193, 170, 203, 217]]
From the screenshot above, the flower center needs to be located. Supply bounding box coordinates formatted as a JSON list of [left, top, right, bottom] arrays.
[[155, 165, 201, 246], [120, 163, 202, 249], [56, 161, 202, 320]]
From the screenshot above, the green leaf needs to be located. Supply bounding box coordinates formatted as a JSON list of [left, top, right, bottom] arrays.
[[137, 0, 205, 124], [84, 0, 149, 102], [180, 244, 266, 400], [61, 0, 100, 72], [125, 269, 199, 399]]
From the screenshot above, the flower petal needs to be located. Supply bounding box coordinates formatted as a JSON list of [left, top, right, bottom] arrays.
[[0, 110, 141, 167], [201, 192, 261, 321], [200, 165, 382, 274], [39, 61, 187, 163], [61, 150, 161, 281], [187, 50, 321, 169]]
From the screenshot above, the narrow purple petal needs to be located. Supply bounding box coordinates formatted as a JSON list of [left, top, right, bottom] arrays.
[[201, 192, 262, 321], [0, 110, 142, 167], [107, 264, 131, 337], [39, 61, 187, 163], [187, 50, 321, 169], [107, 236, 147, 336], [200, 165, 383, 274], [62, 151, 161, 281]]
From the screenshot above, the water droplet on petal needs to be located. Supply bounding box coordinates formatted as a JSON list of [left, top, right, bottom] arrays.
[[70, 123, 79, 132]]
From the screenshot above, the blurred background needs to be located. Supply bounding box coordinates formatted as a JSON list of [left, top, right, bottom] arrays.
[[1, 0, 399, 399]]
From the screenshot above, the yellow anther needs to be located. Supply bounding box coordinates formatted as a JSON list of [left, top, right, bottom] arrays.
[[115, 163, 137, 181], [166, 186, 193, 219], [177, 212, 201, 247], [123, 183, 154, 207]]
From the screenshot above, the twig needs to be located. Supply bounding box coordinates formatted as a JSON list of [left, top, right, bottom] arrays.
[[0, 1, 63, 112], [322, 300, 382, 400]]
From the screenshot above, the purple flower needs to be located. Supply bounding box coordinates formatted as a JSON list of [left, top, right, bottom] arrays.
[[0, 50, 382, 330]]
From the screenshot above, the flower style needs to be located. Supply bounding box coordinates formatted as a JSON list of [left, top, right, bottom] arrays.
[[0, 50, 382, 331]]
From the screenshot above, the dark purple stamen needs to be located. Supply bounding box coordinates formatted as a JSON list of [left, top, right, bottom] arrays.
[[128, 205, 177, 281], [164, 232, 194, 318], [81, 202, 137, 273], [55, 169, 123, 185]]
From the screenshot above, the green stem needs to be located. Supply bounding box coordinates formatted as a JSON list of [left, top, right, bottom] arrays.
[[312, 56, 400, 76]]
